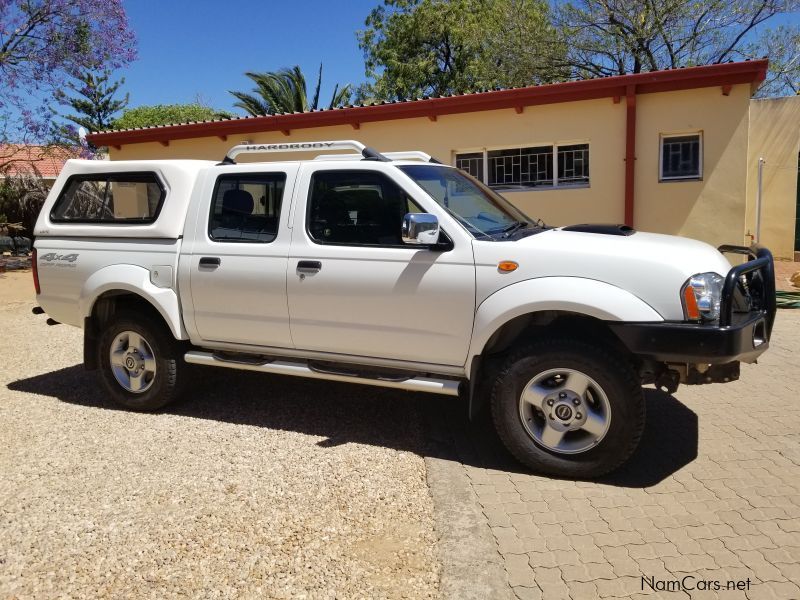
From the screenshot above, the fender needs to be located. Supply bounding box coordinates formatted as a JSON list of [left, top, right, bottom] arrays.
[[79, 264, 188, 340], [466, 277, 664, 374]]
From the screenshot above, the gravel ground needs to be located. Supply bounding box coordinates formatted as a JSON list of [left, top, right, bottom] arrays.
[[0, 273, 441, 599]]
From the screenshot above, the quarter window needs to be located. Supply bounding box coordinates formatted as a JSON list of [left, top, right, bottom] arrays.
[[51, 173, 164, 223], [456, 143, 590, 191], [209, 173, 286, 243], [660, 134, 702, 181], [307, 170, 422, 246]]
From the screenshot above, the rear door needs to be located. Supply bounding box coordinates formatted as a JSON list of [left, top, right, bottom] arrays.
[[187, 165, 298, 347]]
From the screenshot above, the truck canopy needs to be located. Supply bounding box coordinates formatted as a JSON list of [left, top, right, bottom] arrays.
[[36, 159, 214, 239]]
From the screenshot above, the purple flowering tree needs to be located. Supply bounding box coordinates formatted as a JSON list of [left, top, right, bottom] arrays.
[[0, 0, 137, 169]]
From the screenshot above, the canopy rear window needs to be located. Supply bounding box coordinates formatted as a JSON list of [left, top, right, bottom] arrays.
[[51, 172, 165, 223]]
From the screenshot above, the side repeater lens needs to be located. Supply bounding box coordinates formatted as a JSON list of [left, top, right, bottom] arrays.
[[498, 261, 518, 273]]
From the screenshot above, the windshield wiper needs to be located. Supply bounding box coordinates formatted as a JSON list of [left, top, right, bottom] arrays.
[[497, 221, 528, 238], [444, 208, 492, 239]]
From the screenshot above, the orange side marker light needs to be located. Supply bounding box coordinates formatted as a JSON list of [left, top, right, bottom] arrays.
[[498, 261, 518, 273]]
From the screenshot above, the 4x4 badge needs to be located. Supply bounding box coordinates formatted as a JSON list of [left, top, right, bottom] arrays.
[[40, 253, 79, 263]]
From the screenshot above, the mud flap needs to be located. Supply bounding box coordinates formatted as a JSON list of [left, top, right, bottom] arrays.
[[83, 317, 98, 371], [466, 355, 483, 420]]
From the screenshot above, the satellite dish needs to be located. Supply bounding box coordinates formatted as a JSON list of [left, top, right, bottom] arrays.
[[78, 127, 87, 141]]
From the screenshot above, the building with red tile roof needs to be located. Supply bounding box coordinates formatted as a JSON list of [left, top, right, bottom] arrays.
[[1, 144, 80, 182], [85, 60, 799, 258]]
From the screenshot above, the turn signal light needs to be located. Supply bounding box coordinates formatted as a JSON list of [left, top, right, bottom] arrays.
[[683, 285, 700, 320], [498, 261, 518, 273]]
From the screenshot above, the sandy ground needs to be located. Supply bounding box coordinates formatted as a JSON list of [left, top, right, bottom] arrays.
[[0, 273, 441, 599], [0, 271, 36, 305]]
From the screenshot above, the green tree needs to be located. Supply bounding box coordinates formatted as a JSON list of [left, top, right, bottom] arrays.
[[112, 104, 233, 130], [554, 0, 799, 97], [357, 0, 566, 101], [230, 64, 352, 115], [56, 70, 129, 134], [54, 70, 129, 151]]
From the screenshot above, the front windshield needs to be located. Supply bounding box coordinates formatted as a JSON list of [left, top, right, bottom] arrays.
[[398, 165, 533, 238]]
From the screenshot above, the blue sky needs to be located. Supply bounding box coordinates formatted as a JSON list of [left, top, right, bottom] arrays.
[[118, 0, 376, 112], [107, 1, 800, 116]]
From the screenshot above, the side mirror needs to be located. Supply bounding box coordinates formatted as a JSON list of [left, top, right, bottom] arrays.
[[402, 213, 440, 245]]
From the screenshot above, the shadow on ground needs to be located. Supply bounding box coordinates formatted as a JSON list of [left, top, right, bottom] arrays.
[[8, 365, 697, 487]]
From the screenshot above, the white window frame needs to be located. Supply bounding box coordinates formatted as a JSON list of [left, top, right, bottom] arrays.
[[452, 141, 591, 191], [659, 132, 703, 182]]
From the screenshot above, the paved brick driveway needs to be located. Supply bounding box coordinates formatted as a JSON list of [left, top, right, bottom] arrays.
[[430, 309, 800, 600]]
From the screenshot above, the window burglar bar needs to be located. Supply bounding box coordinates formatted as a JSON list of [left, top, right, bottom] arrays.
[[661, 134, 701, 180], [557, 144, 590, 184], [455, 152, 484, 182], [456, 144, 590, 190], [488, 147, 553, 188]]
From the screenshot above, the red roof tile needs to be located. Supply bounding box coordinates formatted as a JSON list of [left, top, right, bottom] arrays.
[[1, 144, 80, 179]]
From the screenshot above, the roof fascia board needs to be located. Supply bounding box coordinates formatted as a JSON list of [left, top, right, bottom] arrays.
[[87, 60, 768, 147]]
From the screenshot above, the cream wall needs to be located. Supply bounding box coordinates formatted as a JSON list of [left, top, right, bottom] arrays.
[[634, 85, 752, 249], [111, 83, 782, 252], [111, 97, 628, 226], [745, 96, 800, 260]]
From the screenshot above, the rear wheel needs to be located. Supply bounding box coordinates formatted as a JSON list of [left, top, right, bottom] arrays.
[[490, 339, 644, 478], [97, 310, 184, 411]]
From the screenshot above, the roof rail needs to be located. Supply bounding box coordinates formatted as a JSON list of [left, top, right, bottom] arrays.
[[219, 140, 389, 165], [313, 150, 441, 162]]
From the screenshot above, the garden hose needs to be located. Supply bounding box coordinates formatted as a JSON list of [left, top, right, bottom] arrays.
[[776, 290, 800, 309]]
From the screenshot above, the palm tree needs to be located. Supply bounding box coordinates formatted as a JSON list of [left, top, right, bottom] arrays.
[[230, 64, 352, 116]]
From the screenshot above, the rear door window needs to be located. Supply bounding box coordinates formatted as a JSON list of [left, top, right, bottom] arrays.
[[51, 173, 164, 223], [209, 173, 286, 243]]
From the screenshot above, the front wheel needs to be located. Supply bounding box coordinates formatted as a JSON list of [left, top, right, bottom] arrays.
[[490, 339, 644, 478], [97, 310, 184, 411]]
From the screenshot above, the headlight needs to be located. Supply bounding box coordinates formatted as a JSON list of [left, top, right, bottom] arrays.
[[682, 272, 724, 322]]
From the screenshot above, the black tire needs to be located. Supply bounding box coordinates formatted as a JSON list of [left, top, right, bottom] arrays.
[[97, 310, 184, 411], [490, 338, 644, 478]]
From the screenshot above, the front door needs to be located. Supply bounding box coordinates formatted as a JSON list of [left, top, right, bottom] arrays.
[[189, 167, 297, 347], [287, 167, 475, 367]]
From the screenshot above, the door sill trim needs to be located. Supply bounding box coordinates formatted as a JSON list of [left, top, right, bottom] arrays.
[[185, 351, 461, 396], [190, 340, 466, 377]]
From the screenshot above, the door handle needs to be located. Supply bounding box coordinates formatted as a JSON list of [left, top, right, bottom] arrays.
[[199, 256, 221, 267], [297, 260, 322, 274]]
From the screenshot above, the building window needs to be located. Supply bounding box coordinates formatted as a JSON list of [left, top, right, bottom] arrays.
[[455, 152, 483, 182], [660, 133, 702, 181], [488, 146, 553, 189], [455, 143, 589, 191], [557, 144, 590, 185]]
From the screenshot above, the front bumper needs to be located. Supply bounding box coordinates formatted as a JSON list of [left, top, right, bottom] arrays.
[[608, 244, 776, 366], [608, 310, 770, 364]]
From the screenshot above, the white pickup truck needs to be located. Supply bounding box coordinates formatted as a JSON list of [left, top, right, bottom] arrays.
[[32, 140, 776, 477]]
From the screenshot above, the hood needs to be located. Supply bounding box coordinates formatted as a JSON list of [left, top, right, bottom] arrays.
[[473, 227, 733, 321]]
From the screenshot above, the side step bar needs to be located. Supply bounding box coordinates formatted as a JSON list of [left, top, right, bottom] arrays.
[[183, 351, 461, 396]]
